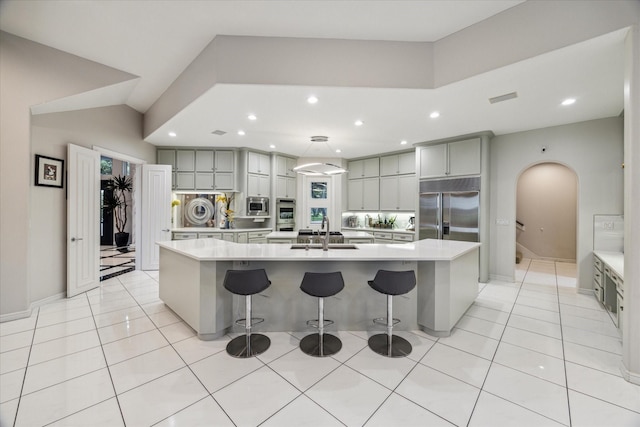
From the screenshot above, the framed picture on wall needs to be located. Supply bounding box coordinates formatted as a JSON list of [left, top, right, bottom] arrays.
[[34, 155, 64, 188]]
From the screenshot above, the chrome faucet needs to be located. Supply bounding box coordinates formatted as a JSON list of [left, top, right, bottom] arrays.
[[321, 215, 330, 251]]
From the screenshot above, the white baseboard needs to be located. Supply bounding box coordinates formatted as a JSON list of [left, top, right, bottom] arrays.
[[489, 274, 515, 283], [0, 308, 34, 323], [0, 292, 67, 323], [30, 292, 66, 310], [620, 361, 640, 385]]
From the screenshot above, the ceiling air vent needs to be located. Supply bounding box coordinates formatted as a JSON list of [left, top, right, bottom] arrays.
[[489, 92, 518, 104], [211, 130, 227, 136], [310, 135, 329, 143]]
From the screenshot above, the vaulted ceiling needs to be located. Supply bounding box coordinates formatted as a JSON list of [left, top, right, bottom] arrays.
[[0, 1, 627, 158]]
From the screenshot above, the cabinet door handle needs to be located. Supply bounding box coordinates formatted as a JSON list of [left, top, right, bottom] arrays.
[[70, 237, 83, 242], [162, 229, 170, 232]]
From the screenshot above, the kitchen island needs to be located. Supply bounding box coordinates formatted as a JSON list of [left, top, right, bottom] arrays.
[[157, 238, 480, 340]]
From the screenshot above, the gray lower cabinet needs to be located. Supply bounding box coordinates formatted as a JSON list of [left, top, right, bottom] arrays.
[[172, 232, 197, 240]]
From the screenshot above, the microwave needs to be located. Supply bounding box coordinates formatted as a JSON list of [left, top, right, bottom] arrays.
[[247, 197, 269, 216]]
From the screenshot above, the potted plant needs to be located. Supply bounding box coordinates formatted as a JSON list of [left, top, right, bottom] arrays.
[[103, 174, 133, 250]]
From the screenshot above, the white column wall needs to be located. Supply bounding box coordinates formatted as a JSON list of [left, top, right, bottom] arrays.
[[622, 25, 640, 385]]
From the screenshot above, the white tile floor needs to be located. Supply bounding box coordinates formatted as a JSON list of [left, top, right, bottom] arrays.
[[1, 259, 639, 426]]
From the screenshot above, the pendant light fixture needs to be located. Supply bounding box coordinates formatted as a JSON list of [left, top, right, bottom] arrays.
[[293, 136, 347, 176]]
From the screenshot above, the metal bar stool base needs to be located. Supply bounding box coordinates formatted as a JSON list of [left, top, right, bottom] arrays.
[[368, 333, 412, 358], [300, 333, 342, 357], [226, 333, 270, 358]]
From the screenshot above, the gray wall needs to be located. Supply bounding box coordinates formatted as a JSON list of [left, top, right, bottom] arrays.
[[490, 117, 624, 291], [29, 106, 155, 304], [516, 163, 577, 261], [0, 31, 150, 317]]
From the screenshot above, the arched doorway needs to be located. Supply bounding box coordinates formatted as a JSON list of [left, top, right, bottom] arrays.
[[516, 162, 578, 286]]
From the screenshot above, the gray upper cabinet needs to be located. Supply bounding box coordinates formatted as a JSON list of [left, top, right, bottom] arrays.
[[157, 149, 176, 170], [448, 139, 481, 176], [248, 151, 270, 175], [215, 150, 235, 173], [419, 138, 480, 179], [380, 152, 415, 176], [158, 148, 236, 191], [348, 177, 379, 211], [276, 155, 297, 177], [195, 150, 214, 172], [276, 176, 296, 198], [176, 150, 195, 172], [348, 157, 379, 179], [379, 175, 415, 211]]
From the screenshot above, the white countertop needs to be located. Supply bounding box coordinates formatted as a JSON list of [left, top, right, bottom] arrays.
[[342, 227, 415, 235], [266, 231, 374, 239], [594, 251, 624, 279], [157, 238, 480, 262], [172, 227, 272, 233]]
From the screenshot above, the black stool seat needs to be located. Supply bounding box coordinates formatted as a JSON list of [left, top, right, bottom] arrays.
[[368, 270, 416, 358], [299, 271, 344, 357], [224, 269, 271, 358]]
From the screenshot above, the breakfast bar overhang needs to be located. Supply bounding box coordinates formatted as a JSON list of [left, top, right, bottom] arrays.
[[157, 239, 480, 340]]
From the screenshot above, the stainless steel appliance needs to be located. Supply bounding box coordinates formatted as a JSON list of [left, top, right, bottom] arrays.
[[276, 198, 296, 231], [297, 229, 344, 244], [419, 177, 480, 242], [246, 197, 269, 216], [347, 215, 358, 228]]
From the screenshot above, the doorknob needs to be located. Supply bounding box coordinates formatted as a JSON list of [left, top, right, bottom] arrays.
[[70, 237, 83, 242]]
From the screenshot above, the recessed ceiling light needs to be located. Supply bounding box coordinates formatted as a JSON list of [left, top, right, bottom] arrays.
[[307, 95, 318, 104], [248, 114, 257, 121], [430, 111, 440, 119], [354, 120, 364, 126], [237, 130, 245, 136], [335, 149, 341, 153], [168, 131, 177, 137], [561, 98, 576, 106], [269, 144, 276, 149], [400, 140, 408, 145]]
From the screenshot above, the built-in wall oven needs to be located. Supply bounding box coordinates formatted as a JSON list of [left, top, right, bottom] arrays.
[[276, 198, 296, 231]]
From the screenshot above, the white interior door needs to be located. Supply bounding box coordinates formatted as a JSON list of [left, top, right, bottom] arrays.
[[67, 144, 100, 297], [141, 164, 172, 270]]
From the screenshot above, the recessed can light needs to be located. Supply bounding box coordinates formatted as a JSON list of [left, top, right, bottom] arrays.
[[248, 114, 257, 121], [269, 144, 276, 149], [335, 149, 342, 153], [430, 111, 440, 119], [400, 140, 408, 145], [237, 130, 245, 136], [307, 95, 318, 104], [354, 120, 364, 126], [168, 131, 177, 137], [561, 98, 576, 106]]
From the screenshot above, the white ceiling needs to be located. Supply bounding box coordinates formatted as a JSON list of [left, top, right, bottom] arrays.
[[0, 0, 626, 159]]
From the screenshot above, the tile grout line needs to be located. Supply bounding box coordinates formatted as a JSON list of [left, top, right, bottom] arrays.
[[82, 286, 128, 427], [10, 307, 40, 427], [555, 261, 574, 427], [464, 261, 527, 427]]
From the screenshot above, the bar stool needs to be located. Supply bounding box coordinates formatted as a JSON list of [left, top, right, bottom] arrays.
[[367, 270, 416, 357], [224, 269, 271, 358], [299, 271, 344, 357]]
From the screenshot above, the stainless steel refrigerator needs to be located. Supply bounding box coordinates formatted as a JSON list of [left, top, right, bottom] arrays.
[[419, 177, 480, 242]]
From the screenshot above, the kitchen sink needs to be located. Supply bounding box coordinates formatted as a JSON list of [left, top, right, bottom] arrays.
[[290, 244, 358, 250]]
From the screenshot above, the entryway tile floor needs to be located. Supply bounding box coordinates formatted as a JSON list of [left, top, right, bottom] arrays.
[[100, 245, 135, 281], [1, 259, 639, 426]]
